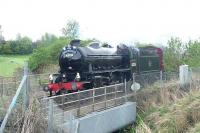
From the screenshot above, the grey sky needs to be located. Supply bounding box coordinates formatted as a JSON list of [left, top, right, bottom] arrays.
[[0, 0, 200, 44]]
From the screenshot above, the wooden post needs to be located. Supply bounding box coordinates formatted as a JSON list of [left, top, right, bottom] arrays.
[[48, 99, 53, 133]]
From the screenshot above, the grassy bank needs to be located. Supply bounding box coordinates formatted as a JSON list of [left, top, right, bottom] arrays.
[[129, 81, 200, 133], [0, 55, 30, 77]]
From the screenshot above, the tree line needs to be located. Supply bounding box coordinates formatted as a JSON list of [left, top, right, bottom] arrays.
[[0, 35, 34, 54], [28, 19, 95, 71], [164, 37, 200, 71], [1, 20, 200, 72]]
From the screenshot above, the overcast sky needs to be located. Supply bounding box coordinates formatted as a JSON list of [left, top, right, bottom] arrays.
[[0, 0, 200, 44]]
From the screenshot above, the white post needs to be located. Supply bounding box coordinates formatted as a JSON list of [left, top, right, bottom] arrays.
[[179, 65, 189, 87]]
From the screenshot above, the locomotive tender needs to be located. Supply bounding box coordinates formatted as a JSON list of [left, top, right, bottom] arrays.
[[47, 40, 163, 96]]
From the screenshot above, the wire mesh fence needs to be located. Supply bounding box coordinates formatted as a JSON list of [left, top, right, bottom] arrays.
[[0, 77, 21, 97], [2, 64, 200, 133]]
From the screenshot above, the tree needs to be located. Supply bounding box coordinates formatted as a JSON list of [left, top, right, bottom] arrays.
[[62, 19, 79, 40], [16, 36, 33, 54], [1, 42, 12, 54], [0, 25, 4, 43], [164, 37, 185, 71], [183, 39, 200, 67]]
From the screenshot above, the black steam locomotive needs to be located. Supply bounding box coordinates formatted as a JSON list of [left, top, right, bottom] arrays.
[[47, 40, 163, 96]]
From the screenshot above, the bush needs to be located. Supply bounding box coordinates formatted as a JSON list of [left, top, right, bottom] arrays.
[[29, 48, 51, 71], [29, 38, 69, 71]]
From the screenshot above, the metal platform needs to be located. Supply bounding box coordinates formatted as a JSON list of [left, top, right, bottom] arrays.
[[59, 102, 136, 133]]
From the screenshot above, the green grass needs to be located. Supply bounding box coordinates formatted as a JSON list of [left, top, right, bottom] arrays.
[[0, 55, 30, 77]]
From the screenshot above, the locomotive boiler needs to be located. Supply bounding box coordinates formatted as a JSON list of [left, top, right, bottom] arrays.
[[47, 40, 163, 96]]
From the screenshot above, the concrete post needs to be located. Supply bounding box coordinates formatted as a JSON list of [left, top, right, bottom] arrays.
[[179, 65, 189, 87]]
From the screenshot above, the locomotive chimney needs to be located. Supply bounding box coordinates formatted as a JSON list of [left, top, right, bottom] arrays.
[[70, 39, 81, 47]]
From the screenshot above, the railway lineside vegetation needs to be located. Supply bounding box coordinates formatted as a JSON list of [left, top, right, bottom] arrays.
[[164, 37, 200, 71], [127, 79, 200, 133], [0, 35, 33, 55], [28, 20, 96, 72]]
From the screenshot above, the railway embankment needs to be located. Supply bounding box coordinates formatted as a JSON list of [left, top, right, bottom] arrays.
[[130, 80, 200, 133]]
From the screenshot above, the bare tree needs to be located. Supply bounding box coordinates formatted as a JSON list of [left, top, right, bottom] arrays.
[[62, 19, 79, 40]]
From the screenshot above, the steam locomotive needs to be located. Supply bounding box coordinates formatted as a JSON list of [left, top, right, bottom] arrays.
[[47, 40, 163, 96]]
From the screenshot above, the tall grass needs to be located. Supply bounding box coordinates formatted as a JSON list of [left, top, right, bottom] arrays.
[[129, 79, 200, 133]]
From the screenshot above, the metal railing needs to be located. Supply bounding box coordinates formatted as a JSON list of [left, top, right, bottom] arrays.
[[40, 80, 135, 132]]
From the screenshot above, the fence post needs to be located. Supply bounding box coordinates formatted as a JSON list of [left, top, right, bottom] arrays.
[[23, 61, 29, 110], [189, 68, 192, 90], [48, 99, 53, 133], [114, 84, 117, 106], [104, 87, 107, 109], [14, 77, 17, 90], [179, 65, 189, 88], [124, 78, 128, 102], [92, 88, 95, 112], [62, 95, 65, 125], [1, 79, 3, 97], [132, 73, 137, 101], [77, 91, 80, 117], [160, 71, 163, 88]]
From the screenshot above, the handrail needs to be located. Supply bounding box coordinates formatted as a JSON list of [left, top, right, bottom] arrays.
[[41, 83, 124, 100]]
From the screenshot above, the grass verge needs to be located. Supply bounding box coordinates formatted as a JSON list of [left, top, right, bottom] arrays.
[[0, 55, 30, 77]]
